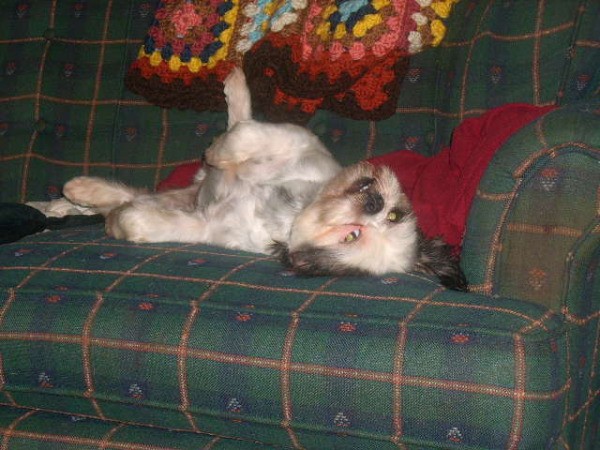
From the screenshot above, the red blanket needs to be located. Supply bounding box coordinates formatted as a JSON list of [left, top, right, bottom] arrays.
[[158, 103, 555, 250]]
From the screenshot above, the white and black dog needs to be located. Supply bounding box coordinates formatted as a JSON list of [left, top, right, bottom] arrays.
[[58, 68, 467, 291], [278, 161, 467, 290]]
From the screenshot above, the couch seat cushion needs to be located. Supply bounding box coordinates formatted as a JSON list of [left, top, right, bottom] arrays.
[[0, 226, 569, 449]]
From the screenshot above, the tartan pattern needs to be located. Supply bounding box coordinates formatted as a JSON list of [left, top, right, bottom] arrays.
[[378, 0, 600, 157], [461, 100, 600, 449], [0, 406, 267, 449], [1, 0, 599, 202], [462, 101, 600, 310], [0, 228, 571, 448], [0, 0, 599, 448]]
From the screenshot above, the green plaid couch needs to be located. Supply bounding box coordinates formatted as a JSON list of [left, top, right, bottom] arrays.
[[1, 1, 599, 448]]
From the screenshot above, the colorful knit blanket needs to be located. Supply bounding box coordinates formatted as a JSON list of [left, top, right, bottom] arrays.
[[126, 0, 458, 122]]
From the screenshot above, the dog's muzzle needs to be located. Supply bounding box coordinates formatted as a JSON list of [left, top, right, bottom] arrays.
[[363, 192, 384, 215]]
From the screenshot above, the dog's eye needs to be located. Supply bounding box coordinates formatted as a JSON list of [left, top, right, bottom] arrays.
[[358, 181, 372, 192], [387, 208, 402, 223], [347, 177, 375, 194], [343, 229, 361, 243]]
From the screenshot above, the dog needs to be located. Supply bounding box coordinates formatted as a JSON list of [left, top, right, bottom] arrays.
[[62, 67, 341, 253], [277, 162, 468, 291], [60, 68, 467, 291]]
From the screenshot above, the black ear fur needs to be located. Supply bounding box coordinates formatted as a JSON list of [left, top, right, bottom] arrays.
[[271, 241, 369, 277], [415, 234, 468, 292], [273, 237, 468, 291], [270, 241, 291, 265]]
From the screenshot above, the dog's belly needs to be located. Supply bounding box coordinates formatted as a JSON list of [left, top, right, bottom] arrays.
[[202, 196, 280, 254]]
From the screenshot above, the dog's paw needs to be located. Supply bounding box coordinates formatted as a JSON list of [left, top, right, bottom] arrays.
[[224, 67, 247, 99], [63, 177, 108, 208], [63, 176, 138, 212]]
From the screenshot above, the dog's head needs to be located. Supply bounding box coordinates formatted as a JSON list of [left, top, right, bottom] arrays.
[[280, 162, 418, 276]]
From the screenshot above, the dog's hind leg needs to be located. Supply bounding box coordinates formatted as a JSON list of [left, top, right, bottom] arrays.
[[224, 67, 252, 129], [106, 200, 209, 243]]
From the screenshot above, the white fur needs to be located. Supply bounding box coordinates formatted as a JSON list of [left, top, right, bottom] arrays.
[[287, 163, 419, 275], [342, 218, 418, 274], [62, 68, 341, 252], [59, 68, 424, 279]]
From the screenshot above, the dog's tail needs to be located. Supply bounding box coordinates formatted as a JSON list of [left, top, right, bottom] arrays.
[[224, 67, 252, 130]]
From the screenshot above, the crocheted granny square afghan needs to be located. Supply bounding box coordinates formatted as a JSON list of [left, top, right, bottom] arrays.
[[126, 0, 458, 121]]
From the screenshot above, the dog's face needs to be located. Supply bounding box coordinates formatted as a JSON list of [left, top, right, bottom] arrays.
[[283, 162, 418, 276]]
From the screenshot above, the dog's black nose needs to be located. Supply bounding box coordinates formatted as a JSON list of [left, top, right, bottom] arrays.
[[363, 192, 384, 214]]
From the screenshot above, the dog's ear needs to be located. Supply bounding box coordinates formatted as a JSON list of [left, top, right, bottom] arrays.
[[415, 236, 468, 292], [270, 241, 291, 265], [224, 67, 252, 130]]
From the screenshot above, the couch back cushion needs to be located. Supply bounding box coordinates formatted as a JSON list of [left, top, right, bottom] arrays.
[[0, 1, 230, 203], [415, 0, 599, 154], [1, 0, 597, 203]]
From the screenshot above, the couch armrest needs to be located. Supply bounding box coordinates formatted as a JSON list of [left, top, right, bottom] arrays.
[[461, 101, 600, 446], [461, 100, 600, 314]]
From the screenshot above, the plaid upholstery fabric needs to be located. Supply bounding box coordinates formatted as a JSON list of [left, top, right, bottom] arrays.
[[377, 0, 600, 157], [0, 227, 570, 448], [462, 101, 600, 311], [0, 406, 266, 449], [461, 100, 600, 449], [2, 0, 599, 202], [0, 0, 599, 448]]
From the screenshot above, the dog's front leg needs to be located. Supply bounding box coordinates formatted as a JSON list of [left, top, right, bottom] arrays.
[[63, 176, 146, 216]]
